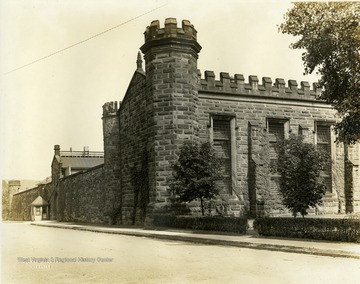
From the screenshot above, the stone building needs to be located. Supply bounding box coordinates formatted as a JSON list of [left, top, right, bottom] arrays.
[[7, 18, 360, 225], [52, 145, 104, 178]]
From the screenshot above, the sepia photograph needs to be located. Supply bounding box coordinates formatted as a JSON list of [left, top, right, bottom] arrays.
[[1, 0, 360, 283]]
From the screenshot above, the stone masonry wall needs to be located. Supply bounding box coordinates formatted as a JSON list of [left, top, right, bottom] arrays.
[[57, 165, 106, 223], [10, 165, 108, 223], [345, 144, 360, 213], [197, 72, 344, 216], [118, 71, 148, 225], [351, 144, 360, 212], [11, 183, 53, 221]]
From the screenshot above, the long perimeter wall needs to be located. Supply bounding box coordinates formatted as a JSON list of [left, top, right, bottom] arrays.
[[10, 165, 112, 223]]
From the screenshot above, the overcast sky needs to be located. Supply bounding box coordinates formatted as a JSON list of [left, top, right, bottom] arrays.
[[0, 0, 321, 180]]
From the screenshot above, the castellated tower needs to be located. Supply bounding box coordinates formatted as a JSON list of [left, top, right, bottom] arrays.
[[140, 18, 202, 213], [102, 101, 120, 167], [102, 101, 121, 222]]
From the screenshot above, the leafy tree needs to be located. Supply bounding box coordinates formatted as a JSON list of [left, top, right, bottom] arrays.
[[275, 135, 331, 217], [169, 141, 223, 216], [279, 2, 360, 144], [2, 186, 10, 220]]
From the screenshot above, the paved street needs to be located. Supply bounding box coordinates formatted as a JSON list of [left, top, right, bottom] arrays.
[[2, 222, 360, 284]]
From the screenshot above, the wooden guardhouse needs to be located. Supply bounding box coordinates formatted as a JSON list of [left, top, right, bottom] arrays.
[[31, 196, 49, 221]]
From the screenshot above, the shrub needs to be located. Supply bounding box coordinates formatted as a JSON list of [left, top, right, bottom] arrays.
[[153, 203, 191, 216], [153, 214, 248, 234], [255, 217, 360, 242]]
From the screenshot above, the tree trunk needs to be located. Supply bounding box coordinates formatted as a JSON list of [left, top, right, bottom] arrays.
[[200, 197, 204, 216]]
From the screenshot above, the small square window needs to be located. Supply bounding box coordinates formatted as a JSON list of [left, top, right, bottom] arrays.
[[267, 118, 289, 143]]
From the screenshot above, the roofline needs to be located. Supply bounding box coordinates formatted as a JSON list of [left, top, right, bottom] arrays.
[[60, 151, 104, 158], [60, 163, 104, 180]]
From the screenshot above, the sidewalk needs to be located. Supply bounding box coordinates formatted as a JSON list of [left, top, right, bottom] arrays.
[[31, 221, 360, 259]]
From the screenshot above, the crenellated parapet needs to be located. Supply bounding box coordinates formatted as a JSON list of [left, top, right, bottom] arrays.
[[199, 71, 322, 100], [144, 18, 197, 42], [102, 101, 120, 117], [141, 18, 201, 56]]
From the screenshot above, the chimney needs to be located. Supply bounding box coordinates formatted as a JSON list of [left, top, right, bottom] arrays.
[[54, 145, 60, 156], [83, 146, 89, 156]]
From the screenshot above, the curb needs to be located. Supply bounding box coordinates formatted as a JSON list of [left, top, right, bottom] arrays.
[[30, 222, 360, 260]]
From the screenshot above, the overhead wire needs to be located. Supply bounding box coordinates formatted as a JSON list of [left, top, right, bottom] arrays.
[[3, 2, 167, 75]]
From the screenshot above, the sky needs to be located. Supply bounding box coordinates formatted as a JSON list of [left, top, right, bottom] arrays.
[[0, 0, 321, 180]]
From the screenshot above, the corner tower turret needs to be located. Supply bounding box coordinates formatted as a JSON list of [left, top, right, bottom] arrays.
[[102, 101, 121, 223], [102, 101, 120, 168], [140, 18, 202, 212], [141, 18, 201, 55]]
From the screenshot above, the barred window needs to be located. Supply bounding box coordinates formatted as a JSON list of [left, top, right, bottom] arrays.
[[317, 125, 331, 153], [267, 118, 289, 171], [213, 118, 232, 194], [315, 123, 332, 193], [268, 121, 285, 142]]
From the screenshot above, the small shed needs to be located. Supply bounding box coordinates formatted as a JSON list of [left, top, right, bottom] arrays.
[[31, 196, 49, 221]]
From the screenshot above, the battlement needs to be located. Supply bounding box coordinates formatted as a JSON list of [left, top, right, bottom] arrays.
[[102, 101, 120, 117], [198, 71, 322, 100], [8, 180, 21, 186], [144, 18, 197, 42]]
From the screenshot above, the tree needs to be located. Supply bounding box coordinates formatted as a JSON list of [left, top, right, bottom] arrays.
[[275, 135, 331, 217], [169, 141, 223, 216], [279, 2, 360, 144], [2, 185, 10, 220]]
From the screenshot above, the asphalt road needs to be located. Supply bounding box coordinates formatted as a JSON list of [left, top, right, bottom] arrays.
[[2, 222, 360, 284]]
